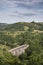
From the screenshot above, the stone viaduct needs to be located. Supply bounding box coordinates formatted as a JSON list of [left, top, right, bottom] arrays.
[[8, 44, 29, 56]]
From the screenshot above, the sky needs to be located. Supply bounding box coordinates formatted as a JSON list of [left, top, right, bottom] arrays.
[[0, 0, 43, 23]]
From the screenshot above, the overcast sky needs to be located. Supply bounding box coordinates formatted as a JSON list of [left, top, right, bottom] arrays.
[[0, 0, 43, 23]]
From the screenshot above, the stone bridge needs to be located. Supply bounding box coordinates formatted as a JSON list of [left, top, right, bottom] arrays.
[[8, 44, 29, 56]]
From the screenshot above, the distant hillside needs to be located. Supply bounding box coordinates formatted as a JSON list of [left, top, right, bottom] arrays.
[[3, 22, 43, 31], [0, 23, 8, 30]]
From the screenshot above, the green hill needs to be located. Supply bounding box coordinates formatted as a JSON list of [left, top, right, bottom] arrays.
[[4, 22, 43, 31], [0, 22, 43, 65], [0, 23, 8, 29]]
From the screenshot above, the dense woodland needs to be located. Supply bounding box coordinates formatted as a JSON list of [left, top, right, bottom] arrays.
[[0, 22, 43, 65]]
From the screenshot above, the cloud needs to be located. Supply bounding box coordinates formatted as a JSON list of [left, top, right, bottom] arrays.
[[10, 13, 35, 19], [14, 0, 43, 9], [0, 0, 43, 23], [36, 1, 43, 6], [22, 13, 35, 16]]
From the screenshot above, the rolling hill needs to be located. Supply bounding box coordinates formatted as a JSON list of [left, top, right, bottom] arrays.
[[0, 22, 43, 65]]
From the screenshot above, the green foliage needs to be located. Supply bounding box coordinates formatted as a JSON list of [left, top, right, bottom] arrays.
[[0, 22, 43, 65]]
